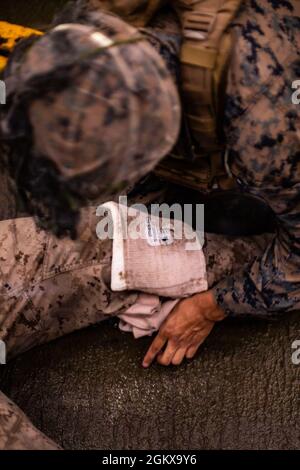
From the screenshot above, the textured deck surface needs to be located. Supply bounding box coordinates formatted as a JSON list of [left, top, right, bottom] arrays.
[[1, 315, 299, 450]]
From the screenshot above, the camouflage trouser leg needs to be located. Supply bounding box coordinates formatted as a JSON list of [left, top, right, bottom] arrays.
[[0, 392, 61, 450], [0, 206, 137, 449]]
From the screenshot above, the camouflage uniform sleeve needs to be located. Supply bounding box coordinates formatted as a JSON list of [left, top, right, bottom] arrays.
[[206, 0, 300, 316], [210, 185, 300, 317]]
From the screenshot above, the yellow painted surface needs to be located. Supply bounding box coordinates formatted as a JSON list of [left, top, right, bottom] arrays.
[[0, 21, 42, 71], [0, 56, 7, 71]]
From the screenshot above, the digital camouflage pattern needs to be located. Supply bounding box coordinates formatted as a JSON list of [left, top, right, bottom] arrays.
[[0, 391, 60, 450], [1, 0, 300, 450], [0, 208, 138, 359], [0, 207, 138, 450], [2, 11, 180, 199], [0, 204, 271, 450], [92, 0, 300, 316], [212, 0, 300, 316]]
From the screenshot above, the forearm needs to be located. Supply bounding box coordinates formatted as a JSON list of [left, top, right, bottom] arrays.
[[204, 234, 272, 315], [203, 232, 272, 290], [204, 229, 300, 317]]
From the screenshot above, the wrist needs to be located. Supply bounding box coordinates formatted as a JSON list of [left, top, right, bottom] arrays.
[[194, 290, 226, 322]]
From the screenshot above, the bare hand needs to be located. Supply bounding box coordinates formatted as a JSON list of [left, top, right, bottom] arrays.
[[142, 290, 225, 367]]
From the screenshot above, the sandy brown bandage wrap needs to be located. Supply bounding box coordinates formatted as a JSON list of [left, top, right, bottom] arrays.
[[99, 202, 208, 298]]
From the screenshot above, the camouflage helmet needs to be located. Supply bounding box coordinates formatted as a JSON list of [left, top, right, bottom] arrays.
[[2, 11, 180, 199]]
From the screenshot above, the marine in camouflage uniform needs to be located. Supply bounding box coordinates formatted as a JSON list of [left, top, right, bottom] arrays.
[[0, 208, 139, 449], [98, 0, 300, 317], [0, 0, 300, 449], [0, 9, 181, 449]]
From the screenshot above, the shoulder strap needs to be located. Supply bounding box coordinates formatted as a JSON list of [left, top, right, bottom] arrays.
[[176, 0, 243, 152]]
